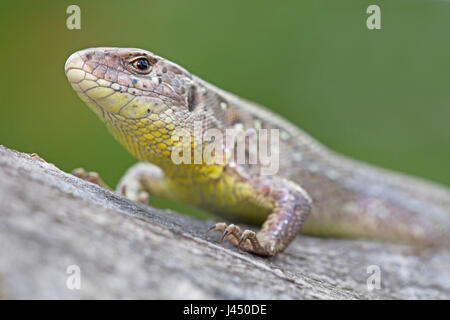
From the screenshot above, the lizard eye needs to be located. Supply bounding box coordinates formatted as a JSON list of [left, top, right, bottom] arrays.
[[131, 58, 152, 74]]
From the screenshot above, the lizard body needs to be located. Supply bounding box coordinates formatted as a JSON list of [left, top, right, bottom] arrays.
[[65, 47, 450, 256]]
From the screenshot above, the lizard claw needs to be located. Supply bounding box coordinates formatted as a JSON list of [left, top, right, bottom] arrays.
[[220, 229, 229, 244], [205, 222, 275, 255], [224, 224, 240, 241], [205, 222, 227, 237], [205, 222, 238, 244], [204, 223, 269, 255], [205, 223, 246, 248], [220, 224, 240, 245], [72, 168, 110, 189], [237, 230, 256, 252], [29, 153, 45, 161]]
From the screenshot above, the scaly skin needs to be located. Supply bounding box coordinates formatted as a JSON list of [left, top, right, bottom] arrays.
[[65, 47, 450, 256]]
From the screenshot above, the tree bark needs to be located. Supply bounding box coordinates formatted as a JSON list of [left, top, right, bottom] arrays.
[[0, 145, 448, 299]]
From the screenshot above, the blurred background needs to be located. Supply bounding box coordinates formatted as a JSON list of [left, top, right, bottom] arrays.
[[0, 0, 449, 218]]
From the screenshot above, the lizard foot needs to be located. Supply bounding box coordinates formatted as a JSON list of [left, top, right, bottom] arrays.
[[73, 168, 149, 204], [117, 183, 150, 204], [72, 168, 110, 190], [205, 222, 270, 255], [29, 153, 45, 161]]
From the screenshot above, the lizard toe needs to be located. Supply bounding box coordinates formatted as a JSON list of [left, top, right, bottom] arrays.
[[205, 222, 227, 237]]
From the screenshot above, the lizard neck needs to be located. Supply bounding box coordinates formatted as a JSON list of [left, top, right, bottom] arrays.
[[105, 112, 226, 182]]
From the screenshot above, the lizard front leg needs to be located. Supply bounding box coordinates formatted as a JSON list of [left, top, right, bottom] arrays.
[[116, 162, 171, 203], [73, 162, 170, 204], [74, 162, 312, 256], [207, 169, 312, 257]]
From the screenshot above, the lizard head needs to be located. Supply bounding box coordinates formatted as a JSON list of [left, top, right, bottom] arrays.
[[64, 47, 203, 164], [65, 47, 195, 119]]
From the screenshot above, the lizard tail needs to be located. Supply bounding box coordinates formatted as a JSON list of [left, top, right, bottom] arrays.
[[301, 162, 450, 249]]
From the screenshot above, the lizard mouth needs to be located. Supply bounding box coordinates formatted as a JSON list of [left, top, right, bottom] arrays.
[[65, 48, 172, 120]]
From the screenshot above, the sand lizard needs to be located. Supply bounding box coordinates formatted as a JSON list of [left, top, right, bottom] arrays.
[[65, 47, 450, 256]]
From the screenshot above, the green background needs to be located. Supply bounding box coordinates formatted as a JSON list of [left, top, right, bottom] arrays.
[[1, 0, 449, 218]]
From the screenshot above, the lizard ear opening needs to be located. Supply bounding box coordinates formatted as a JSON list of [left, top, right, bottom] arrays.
[[187, 85, 197, 112]]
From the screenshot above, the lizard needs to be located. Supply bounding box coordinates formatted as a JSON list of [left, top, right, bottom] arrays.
[[65, 47, 450, 256]]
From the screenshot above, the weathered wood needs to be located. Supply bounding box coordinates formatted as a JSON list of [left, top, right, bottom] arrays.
[[0, 145, 448, 299]]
